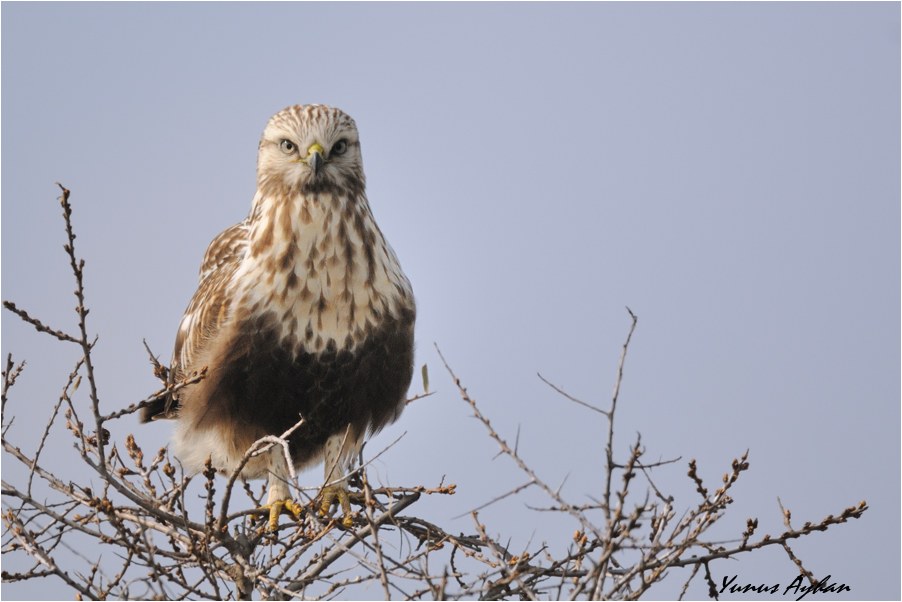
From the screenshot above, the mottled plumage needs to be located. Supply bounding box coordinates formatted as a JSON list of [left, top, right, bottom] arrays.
[[141, 105, 415, 526]]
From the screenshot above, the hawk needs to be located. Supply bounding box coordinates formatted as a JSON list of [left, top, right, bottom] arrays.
[[141, 105, 416, 528]]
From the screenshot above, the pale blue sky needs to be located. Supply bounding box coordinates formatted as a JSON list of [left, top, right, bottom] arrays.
[[2, 3, 899, 600]]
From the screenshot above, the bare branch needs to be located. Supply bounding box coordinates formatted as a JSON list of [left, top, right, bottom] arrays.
[[2, 301, 81, 344], [2, 186, 869, 601]]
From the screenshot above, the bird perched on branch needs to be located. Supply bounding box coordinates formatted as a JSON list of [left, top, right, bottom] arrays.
[[141, 105, 416, 528]]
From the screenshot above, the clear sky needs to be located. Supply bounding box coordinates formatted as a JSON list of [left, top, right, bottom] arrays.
[[2, 3, 899, 600]]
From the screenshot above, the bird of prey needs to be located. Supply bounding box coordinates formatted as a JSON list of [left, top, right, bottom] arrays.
[[141, 105, 416, 528]]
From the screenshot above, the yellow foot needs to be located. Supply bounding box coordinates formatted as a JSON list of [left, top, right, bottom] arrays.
[[319, 485, 353, 527], [262, 498, 304, 530]]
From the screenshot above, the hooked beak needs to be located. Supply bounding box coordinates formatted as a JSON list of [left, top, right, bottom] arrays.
[[305, 142, 324, 176]]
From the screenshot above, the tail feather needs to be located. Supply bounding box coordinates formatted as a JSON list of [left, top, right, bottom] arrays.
[[139, 393, 179, 423]]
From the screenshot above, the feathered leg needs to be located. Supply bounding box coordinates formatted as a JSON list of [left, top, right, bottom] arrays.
[[319, 431, 355, 527], [262, 446, 303, 529]]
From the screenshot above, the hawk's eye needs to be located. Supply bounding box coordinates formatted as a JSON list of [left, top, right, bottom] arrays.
[[279, 139, 296, 154], [331, 140, 348, 156]]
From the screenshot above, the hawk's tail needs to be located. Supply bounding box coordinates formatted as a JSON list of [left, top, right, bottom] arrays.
[[139, 392, 179, 423]]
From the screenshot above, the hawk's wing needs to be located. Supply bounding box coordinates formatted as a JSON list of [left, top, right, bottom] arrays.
[[140, 221, 249, 423]]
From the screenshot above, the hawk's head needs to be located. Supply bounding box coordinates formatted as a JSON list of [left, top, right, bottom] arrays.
[[256, 105, 365, 198]]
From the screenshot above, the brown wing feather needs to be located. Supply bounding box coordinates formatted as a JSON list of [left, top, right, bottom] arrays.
[[139, 221, 248, 423]]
